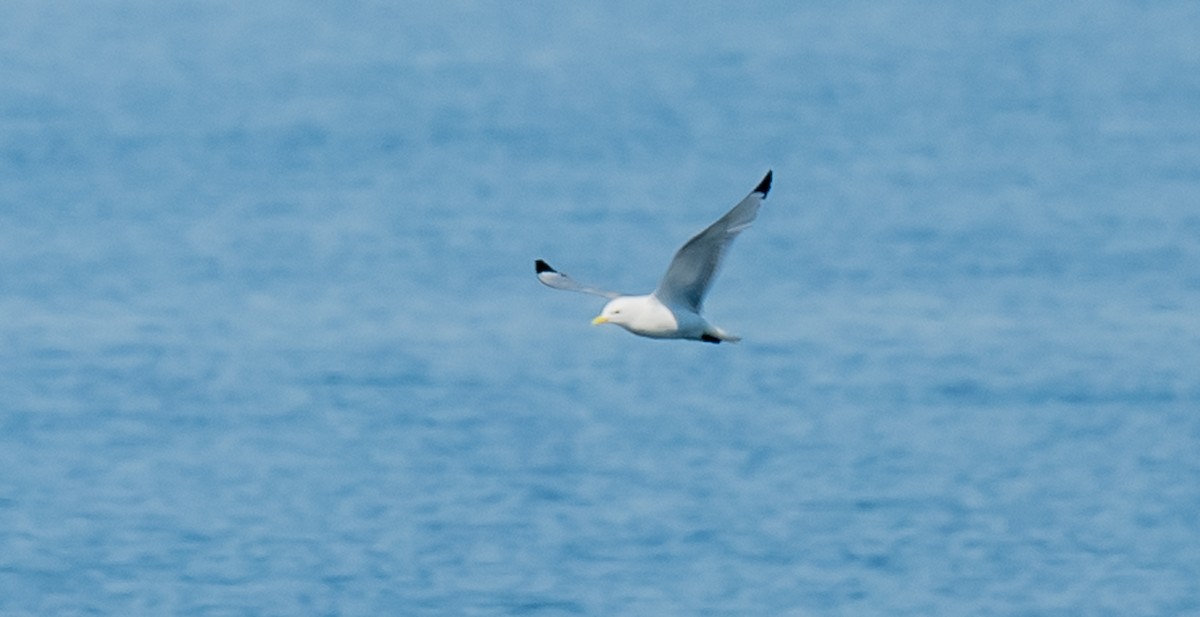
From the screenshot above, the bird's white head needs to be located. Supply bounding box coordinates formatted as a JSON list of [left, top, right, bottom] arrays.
[[591, 296, 638, 327]]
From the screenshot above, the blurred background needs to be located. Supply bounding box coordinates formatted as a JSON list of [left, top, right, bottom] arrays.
[[1, 1, 1197, 615]]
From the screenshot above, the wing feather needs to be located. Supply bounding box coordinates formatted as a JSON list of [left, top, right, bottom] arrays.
[[534, 259, 621, 299], [653, 170, 771, 311]]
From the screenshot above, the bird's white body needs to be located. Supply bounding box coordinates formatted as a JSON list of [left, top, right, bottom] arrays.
[[593, 295, 739, 343], [536, 170, 771, 344]]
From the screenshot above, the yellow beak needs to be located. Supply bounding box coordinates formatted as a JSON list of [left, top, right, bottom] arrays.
[[591, 315, 609, 325]]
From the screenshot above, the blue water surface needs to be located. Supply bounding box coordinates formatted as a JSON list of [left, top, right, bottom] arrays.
[[2, 2, 1198, 615]]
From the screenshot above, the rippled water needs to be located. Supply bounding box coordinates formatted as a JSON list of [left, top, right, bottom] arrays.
[[2, 2, 1198, 615]]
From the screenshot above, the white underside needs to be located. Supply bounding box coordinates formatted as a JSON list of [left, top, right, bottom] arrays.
[[600, 294, 739, 342]]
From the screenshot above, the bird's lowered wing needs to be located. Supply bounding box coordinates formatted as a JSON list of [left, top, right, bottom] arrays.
[[535, 259, 622, 299]]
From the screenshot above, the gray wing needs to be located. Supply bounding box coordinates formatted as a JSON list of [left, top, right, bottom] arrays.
[[653, 170, 771, 311], [535, 260, 621, 299]]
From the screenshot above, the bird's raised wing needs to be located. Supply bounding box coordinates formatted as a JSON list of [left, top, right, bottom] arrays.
[[535, 259, 622, 299], [653, 170, 771, 311]]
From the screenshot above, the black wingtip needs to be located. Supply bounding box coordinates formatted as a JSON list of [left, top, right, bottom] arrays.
[[535, 259, 556, 274], [753, 170, 773, 197]]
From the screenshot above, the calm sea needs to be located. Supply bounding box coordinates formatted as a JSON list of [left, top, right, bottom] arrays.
[[1, 2, 1197, 615]]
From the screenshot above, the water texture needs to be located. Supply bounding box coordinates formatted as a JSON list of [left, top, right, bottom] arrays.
[[1, 2, 1198, 615]]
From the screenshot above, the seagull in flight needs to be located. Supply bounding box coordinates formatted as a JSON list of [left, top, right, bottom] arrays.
[[535, 170, 772, 343]]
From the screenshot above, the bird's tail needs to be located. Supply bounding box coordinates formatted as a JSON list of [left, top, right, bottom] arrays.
[[706, 327, 741, 344]]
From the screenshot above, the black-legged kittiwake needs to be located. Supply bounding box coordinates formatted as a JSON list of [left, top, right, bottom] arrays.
[[535, 170, 772, 343]]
